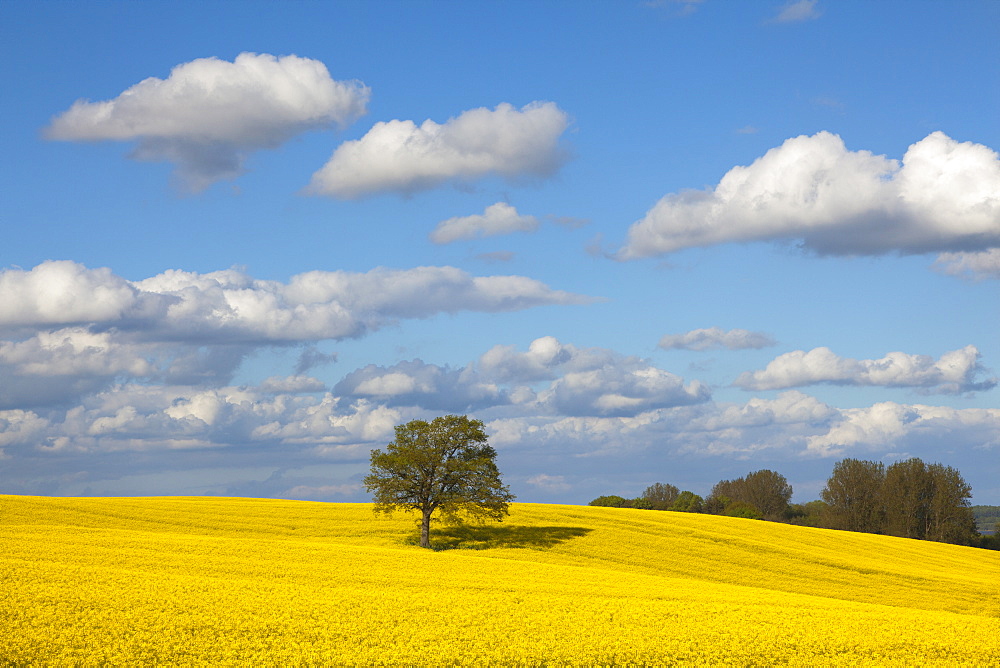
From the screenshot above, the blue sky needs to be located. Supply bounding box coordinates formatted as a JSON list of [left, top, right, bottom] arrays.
[[2, 0, 998, 505]]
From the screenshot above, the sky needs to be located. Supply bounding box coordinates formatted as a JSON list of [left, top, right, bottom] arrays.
[[1, 0, 998, 506]]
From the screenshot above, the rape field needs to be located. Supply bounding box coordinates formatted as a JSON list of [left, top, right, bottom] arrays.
[[2, 495, 999, 666]]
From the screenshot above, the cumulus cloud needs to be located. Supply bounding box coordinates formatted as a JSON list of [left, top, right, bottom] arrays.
[[619, 131, 1000, 259], [525, 474, 571, 492], [45, 52, 369, 191], [806, 402, 1000, 457], [1, 261, 591, 343], [735, 345, 996, 394], [0, 410, 50, 449], [294, 346, 338, 374], [478, 336, 710, 417], [3, 360, 998, 500], [0, 326, 249, 409], [769, 0, 821, 23], [478, 336, 573, 383], [0, 261, 157, 328], [0, 328, 156, 378], [658, 327, 776, 351], [0, 261, 591, 410], [430, 202, 540, 244], [487, 389, 1000, 480], [258, 375, 326, 394], [334, 360, 504, 412], [0, 383, 411, 456], [305, 102, 570, 198], [487, 390, 836, 457], [933, 249, 1000, 280], [328, 337, 710, 418]]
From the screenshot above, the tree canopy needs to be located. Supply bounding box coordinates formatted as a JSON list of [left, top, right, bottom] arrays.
[[821, 458, 886, 533], [363, 415, 515, 548], [641, 482, 680, 510], [706, 469, 792, 521], [821, 457, 976, 545]]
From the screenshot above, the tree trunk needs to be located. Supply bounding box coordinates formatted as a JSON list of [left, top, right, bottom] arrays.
[[420, 508, 432, 548]]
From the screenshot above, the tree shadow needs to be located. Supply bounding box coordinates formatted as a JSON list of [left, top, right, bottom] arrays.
[[406, 524, 592, 551]]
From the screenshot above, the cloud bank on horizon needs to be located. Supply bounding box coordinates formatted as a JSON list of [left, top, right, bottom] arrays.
[[5, 2, 999, 504]]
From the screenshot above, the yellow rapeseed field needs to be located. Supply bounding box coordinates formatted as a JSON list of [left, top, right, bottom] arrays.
[[2, 495, 999, 666]]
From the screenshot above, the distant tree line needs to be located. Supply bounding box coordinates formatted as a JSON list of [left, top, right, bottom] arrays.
[[971, 505, 1000, 534], [589, 458, 997, 550]]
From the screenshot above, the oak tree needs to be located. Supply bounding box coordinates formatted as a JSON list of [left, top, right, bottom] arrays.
[[364, 415, 515, 548]]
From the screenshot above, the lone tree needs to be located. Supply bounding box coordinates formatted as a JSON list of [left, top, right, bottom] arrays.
[[364, 415, 515, 549]]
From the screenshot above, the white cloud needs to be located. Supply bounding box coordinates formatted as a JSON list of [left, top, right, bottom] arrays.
[[334, 360, 504, 412], [305, 102, 570, 198], [252, 397, 412, 450], [45, 52, 369, 191], [329, 337, 711, 418], [0, 326, 183, 409], [0, 410, 49, 449], [3, 361, 997, 500], [486, 391, 1000, 473], [258, 375, 326, 394], [658, 327, 776, 351], [0, 261, 590, 410], [478, 336, 710, 417], [540, 366, 709, 417], [17, 374, 1000, 468], [806, 402, 1000, 457], [430, 202, 540, 244], [933, 249, 1000, 280], [770, 0, 822, 23], [619, 131, 1000, 258], [525, 474, 571, 493], [487, 390, 834, 457], [686, 391, 837, 433], [478, 336, 573, 383], [735, 345, 996, 394], [0, 382, 410, 456], [2, 261, 591, 343], [0, 328, 155, 377], [0, 261, 156, 328]]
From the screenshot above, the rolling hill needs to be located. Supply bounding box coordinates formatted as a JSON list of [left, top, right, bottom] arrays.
[[2, 495, 998, 665]]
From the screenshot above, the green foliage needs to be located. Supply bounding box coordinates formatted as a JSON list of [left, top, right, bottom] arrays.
[[819, 457, 977, 546], [364, 415, 515, 548], [669, 491, 704, 513], [821, 459, 886, 533], [707, 470, 792, 521], [589, 483, 682, 511], [582, 460, 984, 549], [971, 506, 1000, 535], [589, 495, 631, 508], [976, 525, 1000, 551], [641, 482, 680, 510], [786, 500, 828, 527], [722, 501, 763, 520]]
